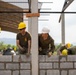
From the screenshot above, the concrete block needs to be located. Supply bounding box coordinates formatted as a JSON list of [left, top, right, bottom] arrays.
[[69, 70, 76, 75], [47, 70, 60, 75], [53, 63, 59, 68], [21, 55, 31, 62], [0, 70, 11, 75], [59, 56, 67, 61], [0, 56, 12, 62], [6, 63, 19, 69], [60, 62, 73, 68], [74, 63, 76, 68], [0, 63, 4, 69], [67, 55, 76, 61], [13, 71, 19, 75], [20, 70, 30, 75], [13, 55, 19, 62], [46, 55, 59, 62], [39, 55, 46, 62], [61, 70, 67, 75], [39, 63, 52, 69], [21, 63, 30, 69], [40, 70, 46, 75]]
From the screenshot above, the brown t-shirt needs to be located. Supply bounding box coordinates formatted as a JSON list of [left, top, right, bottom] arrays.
[[16, 32, 31, 48]]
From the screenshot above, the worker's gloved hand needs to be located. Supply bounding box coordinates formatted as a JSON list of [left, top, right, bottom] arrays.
[[39, 47, 42, 51], [26, 52, 30, 57], [20, 47, 25, 51], [48, 52, 52, 57]]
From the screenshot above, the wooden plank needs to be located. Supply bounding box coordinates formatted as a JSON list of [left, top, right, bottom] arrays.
[[26, 13, 40, 17]]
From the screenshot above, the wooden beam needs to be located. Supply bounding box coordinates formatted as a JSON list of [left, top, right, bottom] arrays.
[[26, 13, 40, 17]]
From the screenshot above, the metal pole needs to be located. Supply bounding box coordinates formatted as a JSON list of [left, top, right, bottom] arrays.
[[61, 13, 65, 44]]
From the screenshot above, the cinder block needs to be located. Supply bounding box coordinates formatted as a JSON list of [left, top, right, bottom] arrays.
[[46, 55, 59, 62], [0, 56, 12, 62], [53, 63, 59, 69], [6, 63, 19, 69], [69, 70, 76, 75], [21, 55, 31, 62], [60, 62, 73, 68], [0, 63, 4, 69], [13, 55, 20, 62], [74, 63, 76, 68], [59, 56, 67, 61], [47, 70, 60, 75], [20, 70, 30, 75], [39, 55, 46, 62], [67, 55, 76, 61], [21, 63, 30, 69], [40, 70, 46, 75], [0, 70, 11, 75], [39, 63, 52, 69], [61, 70, 67, 75], [13, 71, 19, 75]]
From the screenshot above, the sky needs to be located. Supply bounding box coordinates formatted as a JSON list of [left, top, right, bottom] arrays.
[[0, 0, 76, 45]]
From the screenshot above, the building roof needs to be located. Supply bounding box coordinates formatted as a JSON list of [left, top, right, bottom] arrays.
[[0, 0, 75, 33], [0, 0, 23, 33]]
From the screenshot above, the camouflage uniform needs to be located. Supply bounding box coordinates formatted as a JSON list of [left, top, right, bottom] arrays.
[[68, 46, 76, 55], [38, 34, 55, 55], [58, 45, 76, 55]]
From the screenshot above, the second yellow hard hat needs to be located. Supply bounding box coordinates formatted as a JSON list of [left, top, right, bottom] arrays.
[[62, 49, 68, 55]]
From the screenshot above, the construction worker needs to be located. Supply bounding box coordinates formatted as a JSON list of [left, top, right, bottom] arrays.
[[67, 46, 76, 55], [58, 43, 73, 55], [16, 22, 31, 55], [62, 49, 68, 55], [38, 27, 55, 56], [3, 47, 16, 55]]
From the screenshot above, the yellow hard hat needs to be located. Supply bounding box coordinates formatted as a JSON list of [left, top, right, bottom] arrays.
[[66, 43, 71, 48], [18, 22, 26, 29], [62, 49, 68, 55]]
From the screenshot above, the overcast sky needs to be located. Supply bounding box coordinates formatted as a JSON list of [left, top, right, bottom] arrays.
[[0, 0, 76, 44]]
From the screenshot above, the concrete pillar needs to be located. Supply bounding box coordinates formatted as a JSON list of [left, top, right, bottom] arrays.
[[31, 0, 38, 75], [61, 13, 65, 44]]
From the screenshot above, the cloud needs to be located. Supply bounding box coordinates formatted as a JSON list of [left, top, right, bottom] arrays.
[[0, 31, 16, 38], [65, 25, 76, 43]]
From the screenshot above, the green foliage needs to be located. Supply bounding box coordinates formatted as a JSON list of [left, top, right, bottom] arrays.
[[0, 42, 17, 51], [55, 43, 62, 51]]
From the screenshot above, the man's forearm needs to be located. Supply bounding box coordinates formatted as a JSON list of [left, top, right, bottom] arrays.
[[28, 40, 31, 54], [17, 44, 23, 50]]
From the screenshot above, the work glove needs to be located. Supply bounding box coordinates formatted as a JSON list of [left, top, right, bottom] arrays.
[[20, 47, 25, 51], [48, 52, 52, 57], [26, 53, 30, 57], [39, 47, 42, 51], [26, 49, 31, 57]]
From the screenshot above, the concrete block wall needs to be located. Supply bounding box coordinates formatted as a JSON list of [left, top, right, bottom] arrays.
[[0, 55, 31, 75], [0, 55, 76, 75], [39, 55, 76, 75]]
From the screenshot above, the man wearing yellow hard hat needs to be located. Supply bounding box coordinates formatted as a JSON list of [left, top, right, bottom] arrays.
[[16, 22, 31, 55], [58, 43, 72, 55]]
